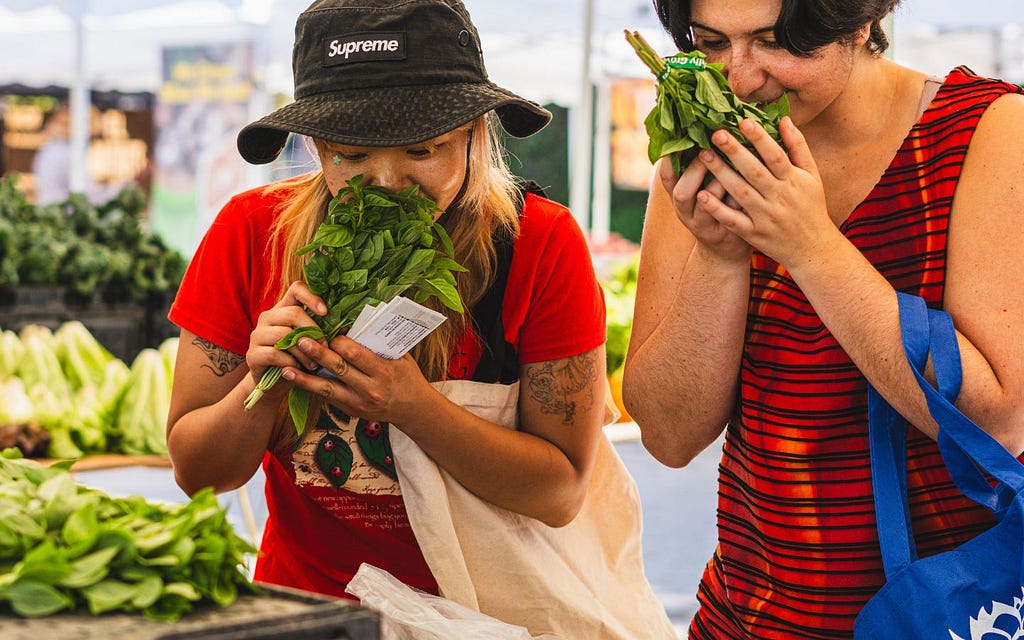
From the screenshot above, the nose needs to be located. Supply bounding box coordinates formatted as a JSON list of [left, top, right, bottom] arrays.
[[361, 154, 412, 193], [721, 47, 765, 103]]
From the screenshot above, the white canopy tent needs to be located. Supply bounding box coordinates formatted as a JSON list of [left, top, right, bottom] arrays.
[[0, 1, 253, 193], [4, 0, 1010, 242], [1, 0, 670, 241]]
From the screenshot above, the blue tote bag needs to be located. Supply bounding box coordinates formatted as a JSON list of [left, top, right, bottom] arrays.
[[854, 292, 1024, 639]]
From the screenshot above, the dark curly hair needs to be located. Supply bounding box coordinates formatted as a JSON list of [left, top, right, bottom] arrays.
[[653, 0, 900, 56]]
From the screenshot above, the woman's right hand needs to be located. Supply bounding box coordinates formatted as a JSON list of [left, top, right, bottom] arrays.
[[658, 154, 752, 266], [246, 281, 327, 384]]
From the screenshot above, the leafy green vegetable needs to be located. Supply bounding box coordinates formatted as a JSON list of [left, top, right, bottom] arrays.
[[244, 175, 467, 435], [54, 321, 115, 390], [0, 175, 185, 302], [0, 450, 258, 620], [625, 30, 790, 174], [114, 348, 172, 456]]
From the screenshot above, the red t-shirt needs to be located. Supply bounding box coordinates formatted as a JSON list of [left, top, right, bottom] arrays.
[[169, 181, 606, 598]]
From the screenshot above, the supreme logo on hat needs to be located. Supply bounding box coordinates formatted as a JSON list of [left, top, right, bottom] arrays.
[[324, 32, 407, 65]]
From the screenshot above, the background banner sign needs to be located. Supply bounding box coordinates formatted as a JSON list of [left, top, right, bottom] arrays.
[[610, 77, 657, 192], [151, 42, 253, 258]]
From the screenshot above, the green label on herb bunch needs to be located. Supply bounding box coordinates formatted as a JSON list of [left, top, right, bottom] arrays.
[[659, 54, 706, 80]]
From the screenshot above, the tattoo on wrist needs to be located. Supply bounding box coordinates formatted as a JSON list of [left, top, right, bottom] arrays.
[[526, 352, 598, 424], [193, 337, 244, 377]]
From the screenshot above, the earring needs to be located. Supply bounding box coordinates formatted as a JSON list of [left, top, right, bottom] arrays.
[[331, 154, 341, 166]]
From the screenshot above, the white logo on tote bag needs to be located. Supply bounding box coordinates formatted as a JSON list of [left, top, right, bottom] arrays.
[[949, 588, 1024, 640]]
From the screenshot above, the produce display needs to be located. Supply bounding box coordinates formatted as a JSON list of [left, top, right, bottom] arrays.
[[624, 30, 790, 174], [245, 175, 466, 435], [602, 255, 638, 423], [0, 175, 185, 302], [0, 321, 175, 460], [0, 450, 258, 620]]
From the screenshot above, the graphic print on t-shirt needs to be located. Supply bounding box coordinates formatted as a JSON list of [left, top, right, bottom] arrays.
[[293, 405, 400, 496]]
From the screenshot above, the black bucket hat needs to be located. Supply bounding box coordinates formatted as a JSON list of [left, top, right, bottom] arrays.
[[237, 0, 552, 164]]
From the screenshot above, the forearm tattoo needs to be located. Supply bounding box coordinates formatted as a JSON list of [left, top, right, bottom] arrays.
[[192, 337, 245, 377], [526, 352, 599, 424]]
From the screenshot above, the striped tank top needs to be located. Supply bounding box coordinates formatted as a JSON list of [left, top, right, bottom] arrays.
[[689, 68, 1024, 639]]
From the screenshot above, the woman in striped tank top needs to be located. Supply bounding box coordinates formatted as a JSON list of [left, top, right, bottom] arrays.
[[623, 0, 1024, 637]]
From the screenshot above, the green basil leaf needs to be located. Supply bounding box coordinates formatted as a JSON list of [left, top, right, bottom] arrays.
[[288, 387, 312, 437], [274, 326, 325, 350], [2, 580, 73, 617], [59, 545, 119, 588]]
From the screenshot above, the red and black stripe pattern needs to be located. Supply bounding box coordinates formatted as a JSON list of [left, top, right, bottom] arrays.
[[690, 68, 1024, 639]]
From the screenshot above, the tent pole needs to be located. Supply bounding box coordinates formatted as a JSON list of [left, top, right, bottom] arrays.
[[68, 8, 89, 195], [569, 0, 595, 236]]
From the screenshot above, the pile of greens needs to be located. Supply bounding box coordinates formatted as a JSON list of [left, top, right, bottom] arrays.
[[0, 322, 176, 459], [0, 450, 258, 621], [625, 30, 790, 174], [0, 175, 185, 302], [244, 175, 466, 435]]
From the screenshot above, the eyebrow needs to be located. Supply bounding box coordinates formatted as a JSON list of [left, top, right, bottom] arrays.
[[689, 21, 776, 37]]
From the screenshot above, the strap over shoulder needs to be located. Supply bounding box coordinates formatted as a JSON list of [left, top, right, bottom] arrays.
[[468, 180, 547, 384]]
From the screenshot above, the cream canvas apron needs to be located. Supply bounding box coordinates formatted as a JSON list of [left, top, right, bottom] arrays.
[[387, 379, 676, 640]]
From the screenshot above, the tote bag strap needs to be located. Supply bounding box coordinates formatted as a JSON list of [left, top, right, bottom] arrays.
[[867, 292, 934, 576], [927, 308, 1018, 515], [901, 294, 1024, 493], [870, 292, 1024, 577]]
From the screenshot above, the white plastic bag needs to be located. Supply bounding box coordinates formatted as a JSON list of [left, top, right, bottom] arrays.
[[346, 563, 560, 640]]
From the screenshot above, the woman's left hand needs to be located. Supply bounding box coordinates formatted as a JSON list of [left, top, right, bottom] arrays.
[[281, 335, 434, 425], [697, 116, 836, 269]]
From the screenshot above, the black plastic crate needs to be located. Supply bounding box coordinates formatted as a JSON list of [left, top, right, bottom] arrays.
[[1, 583, 380, 640], [0, 301, 148, 364]]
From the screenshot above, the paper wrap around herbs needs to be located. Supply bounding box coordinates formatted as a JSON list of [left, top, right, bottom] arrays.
[[243, 175, 466, 435], [625, 30, 790, 174]]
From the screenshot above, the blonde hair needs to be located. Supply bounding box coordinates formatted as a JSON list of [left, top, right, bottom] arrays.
[[263, 113, 522, 381]]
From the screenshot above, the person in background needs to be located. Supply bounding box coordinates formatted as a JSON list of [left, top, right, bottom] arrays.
[[31, 106, 72, 205], [31, 104, 128, 205], [165, 3, 671, 638], [622, 0, 1024, 637]]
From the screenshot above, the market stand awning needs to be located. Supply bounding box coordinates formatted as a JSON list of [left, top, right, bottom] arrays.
[[1, 1, 244, 193]]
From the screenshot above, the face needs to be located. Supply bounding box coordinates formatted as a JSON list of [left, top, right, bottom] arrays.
[[689, 0, 864, 126], [316, 124, 473, 214]]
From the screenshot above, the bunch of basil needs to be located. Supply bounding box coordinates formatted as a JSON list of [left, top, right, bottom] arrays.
[[0, 451, 258, 620], [625, 30, 790, 174], [244, 175, 466, 435]]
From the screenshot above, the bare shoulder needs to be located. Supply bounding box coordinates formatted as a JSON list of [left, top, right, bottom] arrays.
[[946, 91, 1024, 325], [965, 91, 1024, 168], [955, 91, 1024, 222]]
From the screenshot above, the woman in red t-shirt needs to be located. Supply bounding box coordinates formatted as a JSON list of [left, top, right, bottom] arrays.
[[166, 0, 624, 626]]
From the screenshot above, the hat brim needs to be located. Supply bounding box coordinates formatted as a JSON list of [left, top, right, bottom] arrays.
[[237, 82, 552, 164]]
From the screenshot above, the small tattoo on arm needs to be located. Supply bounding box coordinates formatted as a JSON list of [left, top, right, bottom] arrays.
[[526, 352, 599, 424], [192, 337, 245, 377]]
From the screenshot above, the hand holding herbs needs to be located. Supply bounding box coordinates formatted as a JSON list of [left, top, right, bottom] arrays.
[[243, 176, 466, 431], [0, 450, 258, 620], [624, 30, 790, 174]]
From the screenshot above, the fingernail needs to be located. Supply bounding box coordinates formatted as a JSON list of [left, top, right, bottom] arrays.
[[299, 338, 314, 352], [281, 369, 295, 381], [740, 119, 756, 133], [700, 149, 715, 162]]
